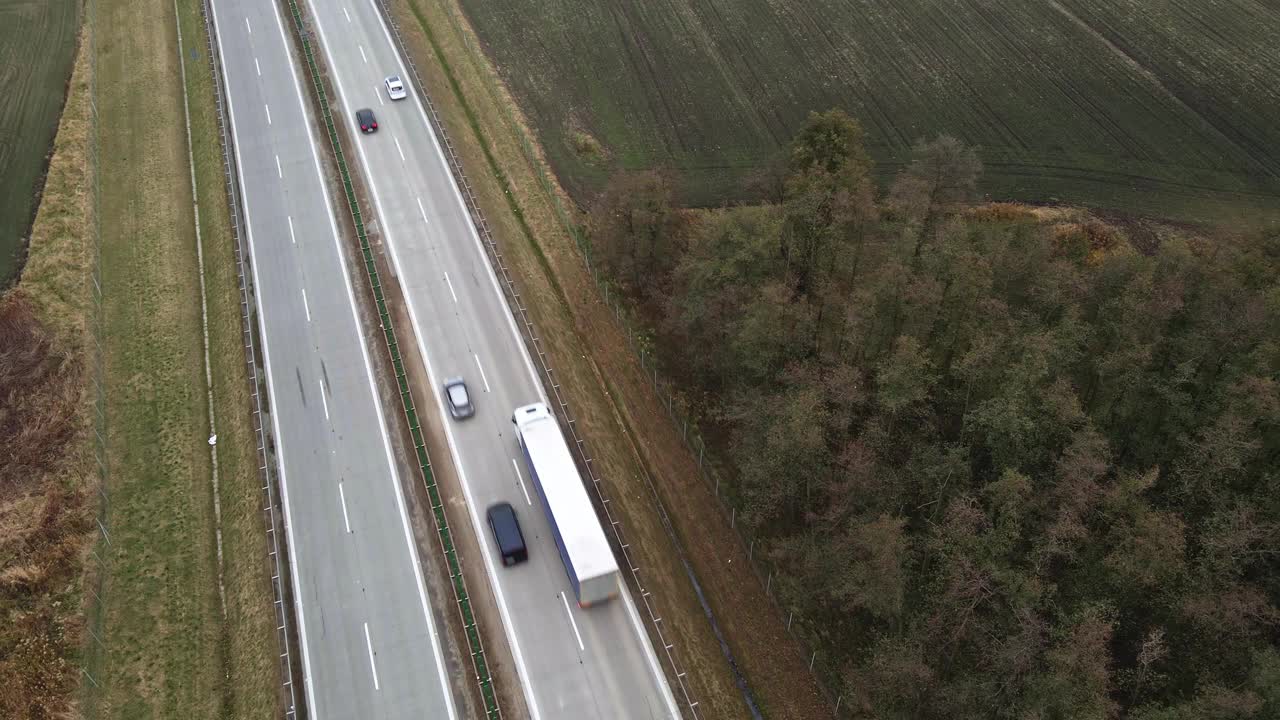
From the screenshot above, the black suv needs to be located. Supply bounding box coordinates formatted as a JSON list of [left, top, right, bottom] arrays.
[[486, 502, 528, 566], [355, 108, 378, 133]]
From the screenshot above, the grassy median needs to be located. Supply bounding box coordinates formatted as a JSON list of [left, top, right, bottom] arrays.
[[87, 0, 280, 715]]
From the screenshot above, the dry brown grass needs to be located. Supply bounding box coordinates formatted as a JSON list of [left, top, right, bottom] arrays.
[[0, 292, 94, 718], [963, 202, 1040, 223]]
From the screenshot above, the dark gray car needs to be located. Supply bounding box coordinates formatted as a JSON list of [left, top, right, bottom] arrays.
[[443, 377, 474, 419], [355, 107, 378, 133], [486, 502, 528, 566]]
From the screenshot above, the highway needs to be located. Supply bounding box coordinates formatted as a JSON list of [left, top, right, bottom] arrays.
[[206, 0, 458, 717], [305, 0, 681, 717]]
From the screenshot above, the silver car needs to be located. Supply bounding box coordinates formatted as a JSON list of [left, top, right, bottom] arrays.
[[384, 75, 407, 101], [443, 377, 474, 419]]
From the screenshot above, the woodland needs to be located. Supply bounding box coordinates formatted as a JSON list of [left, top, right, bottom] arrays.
[[588, 110, 1280, 718]]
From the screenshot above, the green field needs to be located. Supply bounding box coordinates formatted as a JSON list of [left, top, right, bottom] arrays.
[[0, 0, 80, 286], [458, 0, 1280, 223]]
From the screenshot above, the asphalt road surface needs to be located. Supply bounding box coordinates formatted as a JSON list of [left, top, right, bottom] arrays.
[[304, 1, 682, 717], [208, 0, 458, 717]]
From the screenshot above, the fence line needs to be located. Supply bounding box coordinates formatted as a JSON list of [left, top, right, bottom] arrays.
[[372, 1, 705, 716], [195, 0, 302, 714], [80, 0, 110, 710], [416, 2, 849, 715], [280, 0, 501, 715]]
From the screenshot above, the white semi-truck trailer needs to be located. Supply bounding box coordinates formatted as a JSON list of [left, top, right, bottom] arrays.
[[512, 402, 620, 607]]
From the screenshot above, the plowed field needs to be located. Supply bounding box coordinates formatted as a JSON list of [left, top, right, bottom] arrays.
[[0, 0, 79, 285], [459, 0, 1280, 223]]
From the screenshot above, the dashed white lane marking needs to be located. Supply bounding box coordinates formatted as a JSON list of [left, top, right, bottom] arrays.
[[245, 16, 251, 33], [560, 592, 585, 651], [443, 272, 458, 303], [255, 57, 261, 76], [287, 215, 296, 244], [511, 459, 532, 505], [359, 45, 367, 64], [265, 103, 272, 125], [363, 622, 380, 690], [474, 354, 491, 392], [318, 379, 330, 420], [416, 196, 429, 225], [339, 481, 352, 533], [394, 136, 405, 162], [275, 155, 282, 178], [301, 288, 311, 322], [343, 7, 351, 22]]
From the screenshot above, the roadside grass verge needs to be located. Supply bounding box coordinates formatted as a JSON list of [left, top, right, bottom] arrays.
[[387, 0, 833, 716], [0, 33, 93, 719], [86, 0, 280, 715]]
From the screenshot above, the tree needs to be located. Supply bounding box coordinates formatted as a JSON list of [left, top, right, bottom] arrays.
[[587, 169, 682, 292], [664, 206, 783, 385], [781, 110, 876, 298], [890, 135, 983, 257]]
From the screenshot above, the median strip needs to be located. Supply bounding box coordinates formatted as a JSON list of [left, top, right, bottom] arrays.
[[279, 0, 501, 717]]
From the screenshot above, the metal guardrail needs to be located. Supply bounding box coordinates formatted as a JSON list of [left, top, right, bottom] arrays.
[[370, 2, 703, 717], [279, 1, 502, 717], [194, 0, 302, 716]]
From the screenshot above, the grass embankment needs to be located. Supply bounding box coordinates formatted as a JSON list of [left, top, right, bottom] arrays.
[[0, 0, 80, 285], [388, 0, 830, 716], [0, 33, 93, 719], [85, 0, 280, 714], [455, 0, 1280, 226]]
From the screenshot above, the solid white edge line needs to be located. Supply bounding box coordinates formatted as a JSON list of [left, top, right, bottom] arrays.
[[560, 592, 585, 651], [363, 622, 380, 690], [511, 459, 532, 506], [208, 1, 317, 715], [359, 1, 679, 715], [443, 271, 457, 303], [339, 481, 352, 533], [306, 8, 538, 719], [301, 287, 311, 322], [267, 3, 459, 718], [474, 354, 491, 393], [287, 214, 296, 244]]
